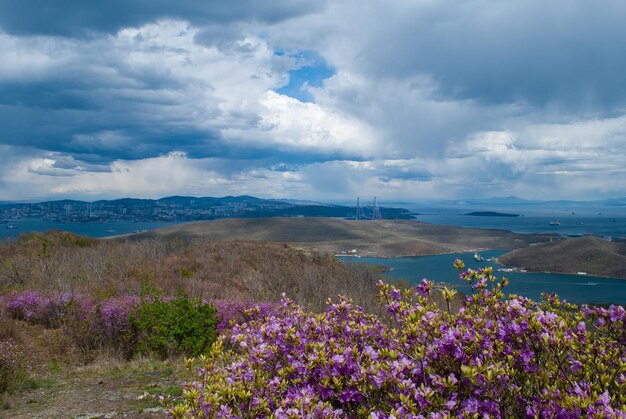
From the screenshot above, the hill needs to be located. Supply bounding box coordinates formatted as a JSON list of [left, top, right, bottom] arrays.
[[498, 236, 626, 279], [0, 231, 385, 313], [127, 218, 555, 257]]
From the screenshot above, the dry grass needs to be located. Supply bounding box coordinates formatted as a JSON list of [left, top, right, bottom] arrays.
[[0, 316, 183, 417], [0, 316, 19, 342], [0, 231, 383, 313]]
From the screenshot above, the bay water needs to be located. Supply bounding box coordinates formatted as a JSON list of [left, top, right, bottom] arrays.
[[0, 218, 181, 240], [341, 250, 626, 306]]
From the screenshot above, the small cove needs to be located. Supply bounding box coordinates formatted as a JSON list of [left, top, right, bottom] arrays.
[[340, 250, 626, 305]]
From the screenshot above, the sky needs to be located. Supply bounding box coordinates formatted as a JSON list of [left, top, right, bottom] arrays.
[[1, 0, 626, 202]]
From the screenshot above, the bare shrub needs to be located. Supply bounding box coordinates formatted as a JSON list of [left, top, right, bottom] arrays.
[[0, 233, 387, 313]]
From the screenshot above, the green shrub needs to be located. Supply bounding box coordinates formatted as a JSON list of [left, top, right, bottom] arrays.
[[129, 293, 219, 359]]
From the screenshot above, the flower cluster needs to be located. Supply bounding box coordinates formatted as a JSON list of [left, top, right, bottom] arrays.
[[1, 291, 74, 327], [173, 262, 626, 418], [99, 295, 141, 341], [0, 291, 276, 357], [210, 300, 277, 333]]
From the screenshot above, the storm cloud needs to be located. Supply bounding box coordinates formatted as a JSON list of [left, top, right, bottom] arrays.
[[1, 0, 625, 201]]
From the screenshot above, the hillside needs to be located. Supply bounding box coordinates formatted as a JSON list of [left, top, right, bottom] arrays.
[[127, 217, 556, 257], [499, 236, 626, 279], [0, 232, 384, 313]]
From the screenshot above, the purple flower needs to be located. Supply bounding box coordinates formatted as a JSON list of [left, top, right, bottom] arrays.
[[416, 279, 432, 298]]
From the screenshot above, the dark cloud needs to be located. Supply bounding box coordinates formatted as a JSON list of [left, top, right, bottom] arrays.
[[0, 83, 96, 110], [339, 0, 626, 111], [0, 0, 327, 37]]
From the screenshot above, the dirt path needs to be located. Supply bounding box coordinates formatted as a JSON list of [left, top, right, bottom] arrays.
[[5, 370, 171, 418], [2, 322, 182, 419]]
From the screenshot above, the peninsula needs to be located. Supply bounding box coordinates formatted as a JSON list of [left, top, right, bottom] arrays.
[[126, 217, 554, 257]]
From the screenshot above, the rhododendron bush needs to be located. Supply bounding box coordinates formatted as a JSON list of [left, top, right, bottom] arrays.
[[172, 262, 626, 418]]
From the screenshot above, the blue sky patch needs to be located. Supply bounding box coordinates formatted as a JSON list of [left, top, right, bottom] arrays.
[[275, 50, 334, 103]]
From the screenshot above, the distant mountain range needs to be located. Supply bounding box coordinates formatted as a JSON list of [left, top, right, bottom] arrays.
[[443, 196, 626, 207], [0, 195, 413, 223]]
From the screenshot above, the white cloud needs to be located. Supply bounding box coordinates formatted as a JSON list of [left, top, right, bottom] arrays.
[[0, 32, 61, 81], [221, 90, 379, 156]]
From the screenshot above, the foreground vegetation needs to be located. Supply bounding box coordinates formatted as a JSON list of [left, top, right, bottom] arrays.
[[0, 231, 383, 415], [0, 231, 380, 311], [2, 231, 625, 417]]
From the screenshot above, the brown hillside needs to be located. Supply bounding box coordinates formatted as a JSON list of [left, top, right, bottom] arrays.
[[499, 236, 626, 279], [128, 218, 555, 257]]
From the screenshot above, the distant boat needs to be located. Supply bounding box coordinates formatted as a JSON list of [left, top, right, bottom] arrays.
[[105, 228, 116, 233], [5, 224, 17, 229], [549, 220, 560, 226], [473, 252, 484, 261]]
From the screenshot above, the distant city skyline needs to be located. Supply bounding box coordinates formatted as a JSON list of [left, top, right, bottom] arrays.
[[1, 1, 626, 201]]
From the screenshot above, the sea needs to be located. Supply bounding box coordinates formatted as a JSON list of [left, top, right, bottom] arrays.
[[408, 205, 626, 239]]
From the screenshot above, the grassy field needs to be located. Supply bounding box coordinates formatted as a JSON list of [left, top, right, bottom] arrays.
[[128, 217, 556, 257], [498, 236, 626, 279]]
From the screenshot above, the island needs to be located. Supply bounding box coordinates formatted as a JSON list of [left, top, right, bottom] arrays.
[[498, 236, 626, 279]]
